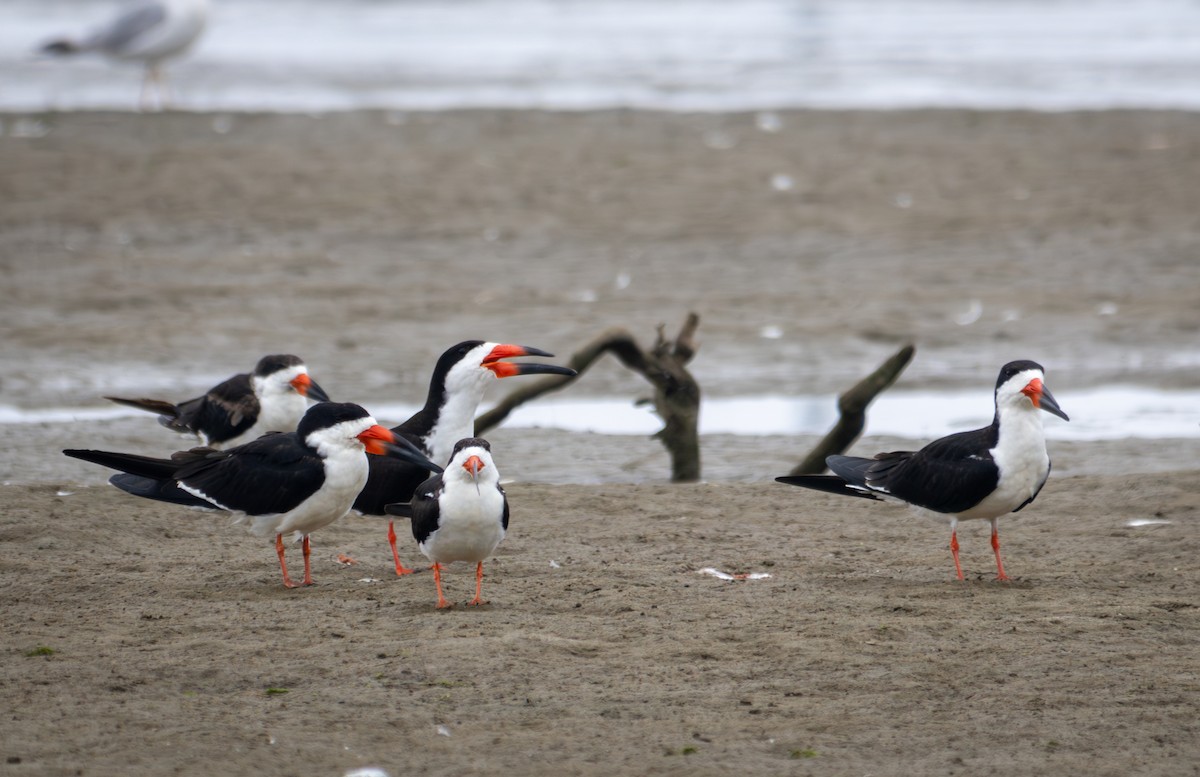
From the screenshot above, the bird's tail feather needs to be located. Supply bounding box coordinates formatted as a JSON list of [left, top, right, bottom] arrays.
[[64, 448, 179, 480], [383, 502, 414, 518], [104, 396, 181, 420], [774, 474, 879, 500]]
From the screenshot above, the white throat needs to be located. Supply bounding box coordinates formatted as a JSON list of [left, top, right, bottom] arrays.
[[423, 382, 489, 465]]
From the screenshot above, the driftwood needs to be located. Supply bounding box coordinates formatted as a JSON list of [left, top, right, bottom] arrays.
[[787, 344, 916, 476], [476, 313, 702, 482]]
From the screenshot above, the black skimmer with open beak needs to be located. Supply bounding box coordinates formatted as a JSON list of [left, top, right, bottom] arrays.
[[105, 354, 332, 450], [352, 341, 574, 575], [64, 402, 441, 589], [777, 360, 1069, 581], [386, 438, 509, 609]]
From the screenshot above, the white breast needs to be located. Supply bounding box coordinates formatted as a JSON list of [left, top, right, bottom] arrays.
[[419, 486, 506, 564], [959, 410, 1049, 520], [235, 442, 369, 542]]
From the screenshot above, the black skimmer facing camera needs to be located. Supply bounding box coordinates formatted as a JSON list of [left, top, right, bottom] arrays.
[[40, 0, 209, 110], [105, 354, 332, 450], [386, 438, 509, 609], [777, 360, 1069, 581], [64, 402, 441, 589], [352, 341, 575, 575]]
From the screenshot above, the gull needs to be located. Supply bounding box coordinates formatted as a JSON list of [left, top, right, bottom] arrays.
[[41, 0, 209, 110]]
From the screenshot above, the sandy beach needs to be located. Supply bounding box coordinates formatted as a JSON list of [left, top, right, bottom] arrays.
[[1, 108, 1198, 776]]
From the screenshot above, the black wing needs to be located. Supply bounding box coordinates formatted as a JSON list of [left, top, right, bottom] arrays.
[[63, 447, 221, 508], [353, 428, 437, 515], [385, 473, 445, 545], [174, 372, 259, 444], [109, 473, 218, 508], [866, 428, 1000, 514], [500, 485, 510, 531], [172, 433, 324, 516]]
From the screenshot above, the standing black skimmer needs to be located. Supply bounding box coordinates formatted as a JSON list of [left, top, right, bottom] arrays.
[[105, 354, 332, 450], [40, 0, 209, 110], [776, 360, 1069, 581], [386, 438, 509, 609], [352, 341, 575, 575], [64, 402, 441, 589]]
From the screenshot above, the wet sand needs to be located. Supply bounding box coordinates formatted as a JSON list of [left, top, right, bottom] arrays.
[[1, 109, 1199, 776]]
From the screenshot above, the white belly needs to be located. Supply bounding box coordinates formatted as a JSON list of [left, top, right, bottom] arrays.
[[958, 415, 1050, 521], [419, 488, 506, 564], [235, 447, 368, 541]]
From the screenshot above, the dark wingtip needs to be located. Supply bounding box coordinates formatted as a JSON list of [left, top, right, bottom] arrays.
[[42, 39, 78, 55], [383, 502, 414, 518]]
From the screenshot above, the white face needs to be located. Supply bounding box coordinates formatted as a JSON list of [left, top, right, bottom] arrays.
[[445, 445, 500, 487], [442, 342, 501, 396], [426, 343, 504, 464], [256, 365, 307, 398], [996, 368, 1045, 413]]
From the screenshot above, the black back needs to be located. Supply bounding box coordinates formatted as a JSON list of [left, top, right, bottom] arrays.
[[826, 425, 1002, 515], [170, 372, 259, 443], [63, 402, 378, 516]]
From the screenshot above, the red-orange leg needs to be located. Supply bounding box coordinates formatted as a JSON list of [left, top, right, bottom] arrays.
[[990, 522, 1010, 582], [387, 521, 416, 576], [432, 563, 452, 609], [275, 533, 297, 589], [950, 529, 964, 581], [467, 562, 487, 606], [301, 535, 314, 586]]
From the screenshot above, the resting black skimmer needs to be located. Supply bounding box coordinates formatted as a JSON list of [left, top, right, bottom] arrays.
[[386, 438, 509, 609], [41, 0, 209, 110], [105, 354, 331, 450], [64, 402, 441, 589], [352, 341, 574, 575], [777, 360, 1069, 581]]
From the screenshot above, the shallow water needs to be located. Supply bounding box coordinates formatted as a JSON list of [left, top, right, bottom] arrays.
[[5, 386, 1198, 442], [3, 0, 1200, 111]]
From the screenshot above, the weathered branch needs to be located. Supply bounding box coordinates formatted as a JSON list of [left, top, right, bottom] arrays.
[[789, 344, 916, 476], [476, 314, 703, 482]]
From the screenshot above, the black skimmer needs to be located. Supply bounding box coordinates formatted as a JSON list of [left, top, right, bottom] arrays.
[[40, 0, 209, 110], [776, 360, 1069, 581], [105, 354, 332, 450], [64, 402, 442, 589], [352, 341, 574, 575], [386, 438, 509, 609]]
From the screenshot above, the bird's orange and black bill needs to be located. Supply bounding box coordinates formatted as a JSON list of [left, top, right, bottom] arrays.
[[482, 344, 578, 379], [357, 426, 443, 472], [291, 373, 332, 403]]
